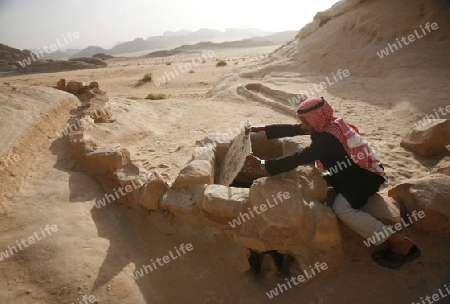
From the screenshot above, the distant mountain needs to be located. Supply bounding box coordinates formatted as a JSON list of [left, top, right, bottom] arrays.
[[71, 28, 281, 57], [28, 48, 81, 60], [64, 48, 82, 57], [163, 30, 193, 36], [72, 46, 108, 58], [108, 38, 149, 56], [143, 31, 298, 58]]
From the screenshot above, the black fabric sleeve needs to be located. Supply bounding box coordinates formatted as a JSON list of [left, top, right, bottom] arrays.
[[265, 141, 321, 175], [265, 124, 306, 140]]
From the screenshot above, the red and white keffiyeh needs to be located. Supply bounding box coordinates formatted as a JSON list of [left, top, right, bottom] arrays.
[[297, 97, 386, 179]]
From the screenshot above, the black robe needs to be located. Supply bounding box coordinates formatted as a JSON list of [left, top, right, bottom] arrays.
[[264, 124, 386, 209]]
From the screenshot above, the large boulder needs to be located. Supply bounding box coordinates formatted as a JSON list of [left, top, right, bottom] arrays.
[[83, 146, 130, 178], [66, 80, 79, 94], [82, 96, 114, 123], [280, 137, 328, 201], [200, 185, 248, 224], [172, 159, 215, 188], [232, 177, 344, 275], [115, 162, 168, 210], [56, 78, 66, 91], [401, 119, 450, 156], [160, 184, 206, 225], [89, 81, 100, 89], [388, 174, 450, 231], [295, 165, 328, 202]]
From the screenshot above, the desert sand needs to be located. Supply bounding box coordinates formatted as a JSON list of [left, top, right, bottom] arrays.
[[0, 0, 449, 303]]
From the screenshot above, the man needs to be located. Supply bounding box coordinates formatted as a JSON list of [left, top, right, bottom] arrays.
[[243, 96, 420, 269]]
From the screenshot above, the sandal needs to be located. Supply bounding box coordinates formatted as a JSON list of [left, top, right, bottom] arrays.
[[372, 245, 421, 269]]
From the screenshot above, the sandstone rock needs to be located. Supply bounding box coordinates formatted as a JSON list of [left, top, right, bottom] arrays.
[[232, 177, 344, 274], [82, 98, 113, 123], [295, 165, 328, 202], [160, 184, 206, 225], [388, 174, 450, 231], [219, 128, 251, 186], [401, 119, 450, 156], [83, 89, 96, 101], [78, 85, 90, 94], [172, 159, 214, 188], [361, 194, 401, 225], [192, 145, 215, 162], [91, 88, 103, 95], [77, 81, 85, 92], [56, 78, 66, 91], [83, 147, 131, 177], [89, 81, 99, 89], [201, 185, 247, 224], [248, 178, 308, 242], [115, 163, 168, 210], [66, 80, 79, 94], [432, 158, 450, 176], [138, 172, 168, 210]]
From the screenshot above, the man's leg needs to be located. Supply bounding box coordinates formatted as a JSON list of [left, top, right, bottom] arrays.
[[332, 194, 393, 244], [332, 194, 420, 268]]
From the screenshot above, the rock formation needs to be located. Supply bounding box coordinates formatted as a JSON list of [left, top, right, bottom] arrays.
[[401, 119, 450, 156], [388, 174, 450, 231]]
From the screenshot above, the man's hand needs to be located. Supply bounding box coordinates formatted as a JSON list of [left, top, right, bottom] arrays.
[[243, 154, 263, 172], [245, 125, 266, 135]]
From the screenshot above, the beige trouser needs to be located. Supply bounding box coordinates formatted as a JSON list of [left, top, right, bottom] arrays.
[[332, 194, 394, 246]]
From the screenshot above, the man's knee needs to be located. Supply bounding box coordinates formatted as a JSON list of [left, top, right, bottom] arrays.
[[332, 194, 353, 216]]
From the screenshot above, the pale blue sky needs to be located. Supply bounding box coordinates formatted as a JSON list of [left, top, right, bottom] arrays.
[[0, 0, 339, 50]]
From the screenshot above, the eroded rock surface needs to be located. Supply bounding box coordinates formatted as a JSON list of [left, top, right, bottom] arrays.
[[401, 119, 450, 156], [388, 174, 450, 231]]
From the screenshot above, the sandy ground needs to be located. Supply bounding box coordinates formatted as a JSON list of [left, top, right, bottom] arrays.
[[0, 25, 449, 304]]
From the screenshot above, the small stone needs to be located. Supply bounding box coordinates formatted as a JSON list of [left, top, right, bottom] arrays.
[[89, 81, 100, 89], [56, 78, 66, 91]]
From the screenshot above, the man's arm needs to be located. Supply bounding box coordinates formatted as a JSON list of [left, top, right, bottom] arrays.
[[243, 139, 321, 176], [265, 144, 317, 175], [246, 124, 306, 139], [265, 124, 306, 140]]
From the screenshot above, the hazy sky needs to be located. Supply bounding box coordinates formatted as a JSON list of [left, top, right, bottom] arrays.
[[0, 0, 339, 50]]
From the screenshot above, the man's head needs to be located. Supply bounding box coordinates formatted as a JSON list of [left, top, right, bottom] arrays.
[[297, 97, 334, 134], [297, 116, 316, 135]]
